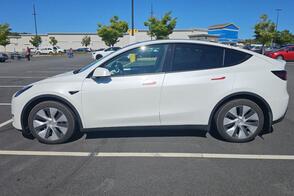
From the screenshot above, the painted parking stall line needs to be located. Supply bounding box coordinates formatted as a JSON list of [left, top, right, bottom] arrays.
[[0, 76, 47, 79], [0, 150, 294, 160], [0, 85, 23, 88], [0, 103, 11, 106], [0, 119, 13, 128]]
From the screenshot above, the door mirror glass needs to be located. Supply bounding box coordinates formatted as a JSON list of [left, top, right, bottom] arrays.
[[92, 67, 111, 78]]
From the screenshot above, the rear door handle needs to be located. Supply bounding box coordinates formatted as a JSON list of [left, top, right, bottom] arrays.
[[142, 81, 157, 86], [211, 76, 226, 80]]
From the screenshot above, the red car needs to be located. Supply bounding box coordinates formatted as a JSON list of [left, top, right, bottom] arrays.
[[265, 46, 294, 61]]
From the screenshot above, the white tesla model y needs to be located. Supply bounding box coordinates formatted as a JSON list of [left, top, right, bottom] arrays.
[[11, 40, 289, 144]]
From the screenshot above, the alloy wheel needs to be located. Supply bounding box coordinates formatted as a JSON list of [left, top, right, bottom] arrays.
[[223, 105, 259, 139], [32, 107, 68, 141]]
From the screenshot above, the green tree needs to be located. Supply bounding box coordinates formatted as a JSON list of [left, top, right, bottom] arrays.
[[254, 14, 276, 53], [97, 16, 128, 47], [49, 36, 58, 47], [275, 30, 294, 46], [29, 35, 42, 48], [81, 35, 91, 47], [144, 12, 177, 40], [0, 23, 11, 51]]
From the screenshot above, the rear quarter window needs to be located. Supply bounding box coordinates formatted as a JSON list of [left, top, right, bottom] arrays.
[[224, 49, 252, 66]]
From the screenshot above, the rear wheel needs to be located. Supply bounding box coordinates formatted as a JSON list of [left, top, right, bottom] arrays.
[[215, 99, 264, 142], [276, 55, 284, 60], [28, 101, 76, 144]]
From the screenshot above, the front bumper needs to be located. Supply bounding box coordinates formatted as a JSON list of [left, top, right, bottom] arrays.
[[11, 95, 23, 130]]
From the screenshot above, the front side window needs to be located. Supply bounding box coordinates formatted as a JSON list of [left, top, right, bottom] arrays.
[[102, 44, 167, 76], [171, 44, 224, 72]]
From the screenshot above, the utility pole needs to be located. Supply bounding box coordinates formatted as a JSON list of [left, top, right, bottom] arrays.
[[275, 8, 282, 31], [32, 4, 38, 36], [131, 0, 134, 36]]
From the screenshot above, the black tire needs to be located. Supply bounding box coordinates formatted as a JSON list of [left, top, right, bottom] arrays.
[[215, 99, 264, 143], [28, 101, 76, 144], [96, 54, 103, 60]]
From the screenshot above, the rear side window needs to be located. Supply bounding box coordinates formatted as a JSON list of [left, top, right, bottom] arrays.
[[171, 44, 224, 72], [224, 49, 252, 66], [170, 44, 252, 72]]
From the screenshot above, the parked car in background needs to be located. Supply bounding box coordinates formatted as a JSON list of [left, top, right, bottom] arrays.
[[92, 47, 121, 60], [10, 52, 25, 60], [30, 48, 37, 54], [250, 45, 263, 54], [0, 52, 9, 62], [12, 40, 288, 144], [74, 48, 91, 52], [265, 46, 294, 61], [92, 48, 105, 52], [36, 46, 65, 55]]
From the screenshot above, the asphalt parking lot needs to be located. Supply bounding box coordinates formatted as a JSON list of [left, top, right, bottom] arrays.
[[0, 55, 294, 196]]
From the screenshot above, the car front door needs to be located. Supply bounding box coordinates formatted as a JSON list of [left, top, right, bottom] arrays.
[[82, 44, 168, 128]]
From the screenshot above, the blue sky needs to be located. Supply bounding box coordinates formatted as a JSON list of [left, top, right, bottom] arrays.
[[1, 0, 293, 39]]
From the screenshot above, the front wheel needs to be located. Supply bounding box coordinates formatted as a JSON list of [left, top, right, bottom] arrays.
[[215, 99, 264, 143], [28, 101, 76, 144]]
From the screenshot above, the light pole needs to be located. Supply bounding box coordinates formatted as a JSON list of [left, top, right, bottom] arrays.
[[275, 8, 282, 31], [32, 4, 38, 36], [131, 0, 134, 36]]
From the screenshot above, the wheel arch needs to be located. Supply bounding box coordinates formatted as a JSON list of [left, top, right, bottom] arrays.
[[208, 92, 273, 132], [21, 94, 83, 133]]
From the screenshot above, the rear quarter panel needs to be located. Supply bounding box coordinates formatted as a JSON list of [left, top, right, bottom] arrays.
[[232, 56, 288, 121]]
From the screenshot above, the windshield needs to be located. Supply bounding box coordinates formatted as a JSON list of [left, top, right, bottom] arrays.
[[73, 54, 111, 74], [73, 61, 98, 74]]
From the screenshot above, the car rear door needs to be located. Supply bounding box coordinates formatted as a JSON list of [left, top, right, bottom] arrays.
[[160, 43, 236, 126], [81, 44, 168, 128]]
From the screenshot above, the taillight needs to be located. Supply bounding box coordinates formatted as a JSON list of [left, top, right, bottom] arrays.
[[272, 70, 287, 80]]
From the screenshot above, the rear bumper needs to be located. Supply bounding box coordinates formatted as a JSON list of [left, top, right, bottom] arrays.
[[272, 107, 287, 125]]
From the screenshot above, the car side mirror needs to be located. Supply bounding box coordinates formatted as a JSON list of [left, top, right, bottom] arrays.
[[92, 67, 111, 78]]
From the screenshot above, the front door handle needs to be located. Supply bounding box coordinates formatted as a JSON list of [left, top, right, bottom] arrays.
[[142, 81, 157, 86]]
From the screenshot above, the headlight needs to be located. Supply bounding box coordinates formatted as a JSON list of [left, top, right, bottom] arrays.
[[14, 85, 33, 97]]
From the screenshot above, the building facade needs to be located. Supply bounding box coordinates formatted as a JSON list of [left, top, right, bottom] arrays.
[[1, 28, 208, 52], [208, 23, 239, 43]]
